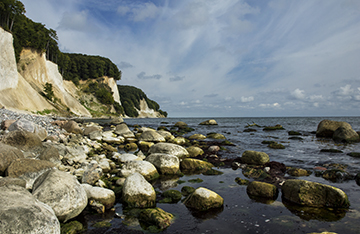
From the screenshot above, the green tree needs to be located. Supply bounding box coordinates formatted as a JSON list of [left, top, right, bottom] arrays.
[[43, 82, 54, 101]]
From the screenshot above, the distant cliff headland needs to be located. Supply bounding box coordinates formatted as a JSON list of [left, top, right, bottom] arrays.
[[0, 0, 167, 118]]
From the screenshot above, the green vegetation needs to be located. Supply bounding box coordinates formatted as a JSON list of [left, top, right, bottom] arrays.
[[43, 82, 54, 101], [118, 85, 167, 118]]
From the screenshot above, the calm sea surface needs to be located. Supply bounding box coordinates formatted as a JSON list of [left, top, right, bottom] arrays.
[[87, 117, 360, 234]]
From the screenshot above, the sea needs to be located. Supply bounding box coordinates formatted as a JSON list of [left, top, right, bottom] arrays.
[[85, 116, 360, 234]]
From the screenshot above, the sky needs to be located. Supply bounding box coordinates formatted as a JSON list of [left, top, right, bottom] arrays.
[[20, 0, 360, 117]]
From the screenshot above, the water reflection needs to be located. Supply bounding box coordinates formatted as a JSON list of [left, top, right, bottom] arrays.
[[186, 206, 224, 220]]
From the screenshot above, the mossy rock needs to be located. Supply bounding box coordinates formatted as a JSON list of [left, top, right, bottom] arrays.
[[347, 152, 360, 158], [320, 149, 343, 153], [206, 133, 226, 139], [139, 207, 174, 231], [287, 167, 312, 177], [181, 186, 195, 196], [243, 128, 257, 132], [202, 169, 223, 176], [268, 142, 285, 149], [186, 146, 204, 157], [261, 140, 277, 145], [241, 150, 270, 165], [92, 220, 112, 228], [289, 136, 303, 140], [322, 169, 351, 182], [246, 181, 279, 200], [180, 158, 214, 173], [263, 125, 285, 131], [188, 134, 207, 140], [61, 221, 83, 234], [183, 187, 224, 211], [288, 131, 301, 135], [235, 177, 249, 185], [161, 190, 182, 203], [242, 166, 269, 180], [188, 178, 203, 183]]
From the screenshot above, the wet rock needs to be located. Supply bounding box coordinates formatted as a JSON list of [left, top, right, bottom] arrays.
[[246, 181, 279, 199], [347, 152, 360, 158], [157, 130, 174, 141], [355, 173, 360, 186], [145, 153, 180, 175], [81, 184, 115, 210], [322, 169, 352, 182], [148, 142, 190, 159], [0, 185, 60, 234], [122, 172, 156, 208], [174, 121, 188, 127], [281, 179, 350, 208], [118, 160, 159, 181], [138, 130, 166, 143], [241, 150, 270, 165], [180, 158, 213, 173], [206, 132, 226, 139], [316, 119, 353, 138], [81, 161, 103, 185], [288, 131, 301, 135], [6, 158, 55, 189], [199, 119, 218, 125], [0, 142, 24, 175], [287, 167, 312, 177], [138, 207, 174, 231], [184, 187, 224, 211], [235, 177, 249, 185], [268, 142, 285, 149], [114, 123, 135, 138], [60, 221, 83, 234], [159, 190, 182, 203], [32, 169, 88, 222], [188, 133, 206, 140], [333, 126, 360, 143], [263, 124, 285, 131], [186, 146, 204, 157], [181, 186, 195, 196], [320, 148, 343, 153], [2, 129, 42, 151], [242, 166, 269, 180], [169, 136, 187, 145]]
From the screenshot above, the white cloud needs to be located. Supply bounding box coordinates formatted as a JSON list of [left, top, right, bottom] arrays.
[[259, 103, 281, 108], [241, 96, 254, 102], [291, 89, 305, 100], [58, 11, 92, 31], [137, 72, 162, 80], [117, 2, 161, 22]]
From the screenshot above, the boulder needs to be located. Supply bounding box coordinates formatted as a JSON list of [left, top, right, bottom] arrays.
[[1, 130, 42, 151], [174, 121, 187, 127], [138, 130, 166, 143], [287, 167, 312, 177], [169, 136, 186, 145], [145, 153, 180, 175], [122, 172, 156, 208], [0, 142, 24, 175], [184, 187, 223, 211], [148, 143, 189, 159], [157, 130, 174, 141], [118, 160, 159, 181], [199, 119, 218, 125], [83, 125, 101, 136], [38, 143, 61, 166], [186, 146, 204, 157], [81, 161, 103, 185], [0, 185, 60, 234], [138, 207, 174, 230], [333, 126, 359, 143], [8, 117, 48, 141], [6, 158, 55, 189], [32, 169, 88, 222], [138, 141, 155, 152], [316, 120, 353, 138], [188, 133, 206, 140], [81, 184, 115, 210], [1, 119, 16, 130], [114, 123, 135, 138], [0, 177, 26, 188], [207, 132, 226, 139], [64, 145, 88, 165], [63, 120, 83, 134], [281, 179, 350, 208], [241, 150, 270, 165], [110, 117, 124, 125], [88, 130, 102, 141], [246, 181, 278, 199], [180, 158, 213, 173], [208, 145, 220, 152], [113, 152, 142, 163]]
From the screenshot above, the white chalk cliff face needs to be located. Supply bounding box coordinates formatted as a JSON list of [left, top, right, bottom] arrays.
[[0, 28, 54, 112], [137, 99, 163, 118]]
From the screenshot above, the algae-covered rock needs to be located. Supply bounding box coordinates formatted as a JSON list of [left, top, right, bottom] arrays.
[[169, 136, 187, 145], [242, 166, 269, 180], [145, 153, 180, 175], [138, 207, 174, 230], [148, 142, 190, 159], [246, 181, 278, 199], [186, 146, 204, 157], [122, 172, 156, 208], [199, 119, 218, 125], [287, 167, 312, 177], [181, 186, 195, 196], [160, 190, 182, 203], [333, 126, 360, 143], [268, 142, 285, 149], [281, 179, 350, 208], [174, 121, 188, 127], [241, 150, 270, 165], [188, 134, 207, 140], [235, 177, 249, 185], [180, 158, 214, 173], [61, 221, 83, 234], [184, 187, 224, 211], [207, 132, 226, 139], [263, 124, 284, 131], [316, 119, 353, 138]]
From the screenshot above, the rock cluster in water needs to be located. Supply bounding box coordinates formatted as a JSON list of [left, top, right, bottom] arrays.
[[0, 111, 358, 233]]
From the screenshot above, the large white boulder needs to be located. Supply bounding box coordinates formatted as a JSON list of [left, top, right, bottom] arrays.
[[118, 160, 159, 181], [82, 184, 115, 210], [32, 169, 88, 222], [122, 172, 156, 208], [148, 143, 189, 159], [145, 153, 180, 175]]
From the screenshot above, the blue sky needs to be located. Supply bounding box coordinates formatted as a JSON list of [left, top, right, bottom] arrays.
[[21, 0, 360, 117]]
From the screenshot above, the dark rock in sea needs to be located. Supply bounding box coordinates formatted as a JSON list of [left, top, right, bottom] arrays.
[[246, 181, 279, 200], [320, 148, 343, 153], [348, 152, 360, 158], [263, 124, 285, 131]]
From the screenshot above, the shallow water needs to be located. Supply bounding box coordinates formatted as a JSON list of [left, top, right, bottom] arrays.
[[84, 117, 360, 233]]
